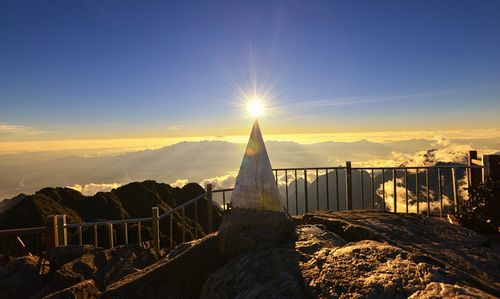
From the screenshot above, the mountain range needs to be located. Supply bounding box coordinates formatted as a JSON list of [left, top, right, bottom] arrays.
[[2, 137, 498, 200]]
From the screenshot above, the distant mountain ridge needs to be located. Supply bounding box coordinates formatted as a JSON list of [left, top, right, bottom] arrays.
[[0, 181, 223, 247], [1, 138, 497, 200]]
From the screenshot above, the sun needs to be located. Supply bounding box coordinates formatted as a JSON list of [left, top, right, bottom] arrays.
[[247, 98, 265, 117]]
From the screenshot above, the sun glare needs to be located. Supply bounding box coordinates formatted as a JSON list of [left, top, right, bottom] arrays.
[[247, 98, 265, 117]]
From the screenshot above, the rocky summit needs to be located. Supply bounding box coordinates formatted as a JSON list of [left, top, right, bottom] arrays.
[[1, 210, 499, 298]]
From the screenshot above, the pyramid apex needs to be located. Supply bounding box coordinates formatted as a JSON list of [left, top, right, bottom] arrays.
[[230, 121, 283, 211]]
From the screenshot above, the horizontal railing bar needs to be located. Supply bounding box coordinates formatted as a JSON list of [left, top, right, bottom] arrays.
[[351, 165, 483, 170], [212, 188, 233, 193], [0, 226, 46, 236], [470, 158, 482, 166], [66, 217, 152, 228], [159, 192, 206, 220], [272, 167, 346, 171]]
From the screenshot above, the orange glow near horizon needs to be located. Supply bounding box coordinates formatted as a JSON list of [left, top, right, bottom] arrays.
[[1, 128, 500, 155]]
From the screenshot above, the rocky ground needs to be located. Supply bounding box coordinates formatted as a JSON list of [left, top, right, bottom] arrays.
[[1, 210, 499, 298]]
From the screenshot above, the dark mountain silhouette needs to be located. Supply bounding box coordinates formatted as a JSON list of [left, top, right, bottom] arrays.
[[0, 181, 222, 248], [282, 161, 469, 215], [0, 138, 451, 200]]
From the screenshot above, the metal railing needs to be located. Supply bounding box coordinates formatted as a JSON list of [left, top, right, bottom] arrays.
[[62, 192, 211, 251], [210, 164, 483, 217], [1, 150, 494, 259], [210, 151, 488, 217]]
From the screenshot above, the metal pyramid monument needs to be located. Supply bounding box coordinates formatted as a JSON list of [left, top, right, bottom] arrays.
[[230, 120, 284, 211]]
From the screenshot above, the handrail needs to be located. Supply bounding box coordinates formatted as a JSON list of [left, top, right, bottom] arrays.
[[159, 192, 206, 220], [213, 188, 233, 193], [273, 165, 483, 171], [64, 192, 208, 227], [0, 226, 46, 236], [351, 165, 483, 170], [65, 217, 152, 228], [2, 150, 493, 256]]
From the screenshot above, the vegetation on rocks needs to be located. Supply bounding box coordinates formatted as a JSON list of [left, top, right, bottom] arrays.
[[458, 179, 500, 233]]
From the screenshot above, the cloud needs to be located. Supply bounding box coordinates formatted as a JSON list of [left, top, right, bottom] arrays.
[[67, 183, 121, 196], [357, 138, 474, 168], [200, 172, 238, 189], [291, 86, 496, 109], [0, 123, 42, 135], [376, 178, 453, 213], [170, 178, 189, 187], [168, 125, 182, 131]]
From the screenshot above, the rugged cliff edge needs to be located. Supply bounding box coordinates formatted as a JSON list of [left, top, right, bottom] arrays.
[[1, 210, 499, 298]]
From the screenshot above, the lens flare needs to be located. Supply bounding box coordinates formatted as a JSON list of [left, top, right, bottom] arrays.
[[247, 98, 264, 117]]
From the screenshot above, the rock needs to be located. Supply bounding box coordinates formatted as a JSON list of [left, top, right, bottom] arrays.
[[34, 242, 161, 298], [218, 209, 296, 260], [0, 255, 48, 299], [4, 210, 500, 298], [295, 224, 346, 255], [407, 282, 497, 299], [102, 233, 223, 299], [201, 247, 309, 299], [300, 210, 500, 296], [41, 279, 101, 299], [49, 244, 97, 271], [300, 239, 455, 298]]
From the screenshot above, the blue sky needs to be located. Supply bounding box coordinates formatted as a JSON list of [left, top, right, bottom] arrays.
[[0, 0, 499, 144]]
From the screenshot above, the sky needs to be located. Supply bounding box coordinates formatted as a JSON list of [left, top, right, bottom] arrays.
[[1, 0, 500, 153]]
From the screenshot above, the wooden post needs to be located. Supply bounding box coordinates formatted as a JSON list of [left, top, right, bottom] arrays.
[[44, 216, 59, 252], [107, 223, 114, 248], [206, 184, 213, 233], [124, 223, 128, 245], [468, 150, 482, 186], [345, 161, 353, 210], [152, 207, 160, 251], [484, 154, 500, 181], [452, 168, 459, 214], [56, 215, 67, 247], [93, 225, 98, 247], [78, 227, 83, 246], [137, 222, 142, 243], [304, 169, 309, 213], [393, 169, 397, 213]]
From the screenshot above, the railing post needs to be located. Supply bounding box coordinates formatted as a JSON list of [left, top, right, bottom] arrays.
[[107, 223, 114, 248], [468, 150, 482, 186], [124, 223, 128, 245], [484, 154, 500, 181], [345, 161, 353, 210], [78, 227, 83, 246], [152, 207, 160, 251], [304, 169, 309, 213], [393, 168, 397, 213], [56, 214, 67, 246], [452, 168, 459, 214], [206, 184, 213, 233], [44, 216, 58, 252]]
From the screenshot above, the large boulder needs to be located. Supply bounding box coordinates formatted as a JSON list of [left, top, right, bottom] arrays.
[[101, 233, 223, 299], [217, 209, 295, 261], [35, 242, 161, 298], [407, 282, 497, 299], [0, 255, 48, 299], [201, 247, 308, 299], [41, 279, 101, 299], [300, 210, 500, 297]]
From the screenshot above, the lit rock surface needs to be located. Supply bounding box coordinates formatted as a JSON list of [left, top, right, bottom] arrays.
[[2, 210, 499, 298], [407, 282, 497, 299], [229, 120, 284, 211]]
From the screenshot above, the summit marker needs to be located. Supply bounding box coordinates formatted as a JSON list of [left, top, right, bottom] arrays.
[[230, 120, 284, 211]]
